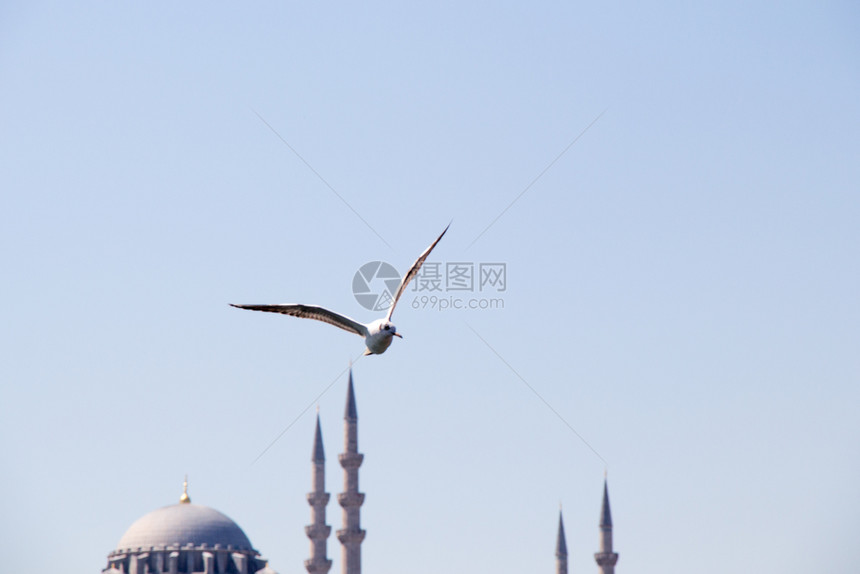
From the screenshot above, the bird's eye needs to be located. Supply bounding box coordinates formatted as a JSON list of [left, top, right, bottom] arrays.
[[383, 325, 390, 330]]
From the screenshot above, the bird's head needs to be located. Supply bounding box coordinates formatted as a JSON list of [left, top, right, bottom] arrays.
[[377, 320, 402, 338]]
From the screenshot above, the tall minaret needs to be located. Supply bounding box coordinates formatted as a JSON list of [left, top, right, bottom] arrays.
[[556, 509, 569, 574], [594, 480, 619, 574], [337, 370, 365, 574], [305, 413, 333, 574]]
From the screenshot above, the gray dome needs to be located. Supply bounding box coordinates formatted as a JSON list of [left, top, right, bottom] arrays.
[[116, 503, 255, 552]]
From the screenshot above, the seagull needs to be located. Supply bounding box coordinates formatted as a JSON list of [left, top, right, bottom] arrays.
[[230, 224, 449, 355]]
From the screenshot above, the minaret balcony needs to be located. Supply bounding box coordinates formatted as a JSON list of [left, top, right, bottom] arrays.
[[337, 492, 365, 508], [336, 528, 367, 544], [304, 524, 332, 539], [594, 552, 619, 566], [338, 453, 364, 468], [304, 557, 333, 573], [306, 492, 331, 506]]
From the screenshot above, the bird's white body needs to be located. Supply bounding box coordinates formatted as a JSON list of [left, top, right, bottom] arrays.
[[364, 318, 399, 355], [231, 224, 448, 355]]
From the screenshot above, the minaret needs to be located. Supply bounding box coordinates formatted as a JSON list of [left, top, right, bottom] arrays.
[[556, 509, 568, 574], [594, 480, 619, 574], [336, 370, 365, 574], [305, 413, 333, 574]]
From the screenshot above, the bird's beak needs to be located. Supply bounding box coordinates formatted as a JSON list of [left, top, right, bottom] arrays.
[[393, 332, 403, 338]]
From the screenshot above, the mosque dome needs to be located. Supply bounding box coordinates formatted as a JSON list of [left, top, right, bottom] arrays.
[[103, 480, 274, 574], [115, 503, 255, 553]]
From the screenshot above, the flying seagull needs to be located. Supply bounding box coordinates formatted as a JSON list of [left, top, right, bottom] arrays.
[[230, 224, 450, 355]]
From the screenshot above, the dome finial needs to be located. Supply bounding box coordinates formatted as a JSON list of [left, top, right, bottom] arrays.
[[180, 474, 191, 504]]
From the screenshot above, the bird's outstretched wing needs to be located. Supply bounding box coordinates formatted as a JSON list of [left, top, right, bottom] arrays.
[[386, 223, 450, 321], [230, 304, 370, 337]]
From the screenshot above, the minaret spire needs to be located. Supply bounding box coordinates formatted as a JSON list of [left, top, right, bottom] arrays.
[[337, 369, 365, 574], [344, 369, 358, 421], [594, 479, 619, 574], [313, 410, 326, 464], [305, 413, 332, 574], [556, 509, 568, 574], [600, 481, 612, 529]]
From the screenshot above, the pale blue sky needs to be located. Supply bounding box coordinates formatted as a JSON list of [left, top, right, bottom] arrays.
[[1, 2, 858, 573]]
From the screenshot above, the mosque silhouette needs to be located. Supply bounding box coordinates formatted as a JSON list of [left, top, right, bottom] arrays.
[[99, 371, 618, 574]]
